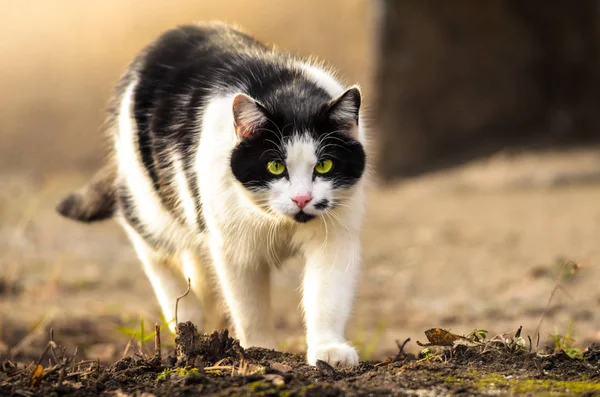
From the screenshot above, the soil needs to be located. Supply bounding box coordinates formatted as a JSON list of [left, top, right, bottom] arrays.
[[1, 327, 599, 397]]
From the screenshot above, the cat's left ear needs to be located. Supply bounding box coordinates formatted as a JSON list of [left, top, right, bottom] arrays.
[[232, 93, 268, 139], [326, 86, 362, 134]]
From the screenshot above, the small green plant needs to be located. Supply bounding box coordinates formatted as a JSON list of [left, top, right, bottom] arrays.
[[118, 317, 153, 345], [451, 327, 528, 355], [419, 347, 433, 360], [156, 369, 171, 382], [551, 320, 583, 359], [489, 327, 528, 354], [158, 312, 176, 335], [156, 367, 200, 381], [465, 329, 488, 343], [417, 347, 445, 362], [117, 317, 172, 353]]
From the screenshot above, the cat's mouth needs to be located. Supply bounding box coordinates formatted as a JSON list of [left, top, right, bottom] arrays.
[[293, 211, 316, 223]]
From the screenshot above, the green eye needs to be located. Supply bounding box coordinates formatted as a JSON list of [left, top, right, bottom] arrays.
[[315, 159, 333, 174], [267, 160, 286, 175]]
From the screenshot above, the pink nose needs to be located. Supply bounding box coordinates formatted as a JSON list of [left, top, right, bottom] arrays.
[[291, 194, 312, 209]]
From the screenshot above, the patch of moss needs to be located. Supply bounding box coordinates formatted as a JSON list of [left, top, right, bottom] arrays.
[[218, 380, 280, 397], [156, 367, 201, 381], [247, 380, 270, 391], [295, 384, 323, 397], [175, 367, 200, 376], [287, 383, 340, 397], [443, 371, 600, 396], [510, 379, 600, 395]]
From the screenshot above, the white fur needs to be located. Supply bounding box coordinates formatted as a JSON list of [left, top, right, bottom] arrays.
[[115, 82, 196, 249], [170, 150, 198, 230], [120, 221, 204, 331], [267, 135, 334, 218], [116, 66, 365, 366], [301, 63, 345, 97]]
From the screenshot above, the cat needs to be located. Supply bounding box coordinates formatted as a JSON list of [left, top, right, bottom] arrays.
[[57, 22, 368, 367]]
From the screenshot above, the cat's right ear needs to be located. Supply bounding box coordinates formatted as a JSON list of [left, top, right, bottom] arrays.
[[232, 93, 267, 139]]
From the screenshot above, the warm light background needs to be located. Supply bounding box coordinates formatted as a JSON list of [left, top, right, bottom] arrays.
[[0, 0, 375, 173]]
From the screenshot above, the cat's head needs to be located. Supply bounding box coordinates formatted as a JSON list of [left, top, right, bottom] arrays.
[[230, 86, 366, 223]]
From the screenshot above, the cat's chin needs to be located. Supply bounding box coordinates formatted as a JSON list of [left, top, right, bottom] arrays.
[[293, 211, 316, 223]]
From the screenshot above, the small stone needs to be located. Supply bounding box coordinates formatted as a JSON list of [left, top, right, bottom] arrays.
[[263, 373, 285, 386], [316, 359, 336, 376], [269, 362, 292, 373]]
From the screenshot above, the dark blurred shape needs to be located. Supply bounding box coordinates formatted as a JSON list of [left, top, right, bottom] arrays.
[[56, 162, 117, 223], [376, 0, 600, 180], [0, 278, 22, 297]]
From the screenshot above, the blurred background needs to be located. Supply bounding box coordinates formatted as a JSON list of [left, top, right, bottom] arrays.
[[1, 0, 599, 362]]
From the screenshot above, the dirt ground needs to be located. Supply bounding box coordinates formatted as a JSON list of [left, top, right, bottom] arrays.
[[1, 326, 599, 397]]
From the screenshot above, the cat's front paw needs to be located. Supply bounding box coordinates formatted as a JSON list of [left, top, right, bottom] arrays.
[[307, 342, 359, 367]]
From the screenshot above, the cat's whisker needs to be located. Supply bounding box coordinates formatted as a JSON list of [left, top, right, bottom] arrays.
[[325, 210, 355, 274], [319, 214, 329, 255], [323, 212, 343, 275]]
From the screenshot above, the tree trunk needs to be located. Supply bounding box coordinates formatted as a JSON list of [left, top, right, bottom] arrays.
[[375, 0, 600, 181]]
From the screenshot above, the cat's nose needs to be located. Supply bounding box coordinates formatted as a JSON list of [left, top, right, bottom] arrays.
[[291, 194, 312, 209]]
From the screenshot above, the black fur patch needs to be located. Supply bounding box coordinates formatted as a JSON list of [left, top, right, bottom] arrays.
[[230, 133, 289, 191], [313, 199, 330, 210], [56, 163, 117, 223], [230, 119, 365, 192], [117, 185, 175, 252], [294, 212, 316, 223]]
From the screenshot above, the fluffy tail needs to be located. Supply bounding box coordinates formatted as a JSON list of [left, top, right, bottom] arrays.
[[56, 163, 117, 223]]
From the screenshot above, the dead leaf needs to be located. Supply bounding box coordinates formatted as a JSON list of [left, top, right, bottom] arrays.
[[30, 364, 44, 387], [416, 328, 463, 347]]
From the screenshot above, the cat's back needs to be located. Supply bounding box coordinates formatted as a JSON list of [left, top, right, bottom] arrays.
[[129, 23, 270, 132], [134, 22, 270, 89], [127, 23, 271, 149], [113, 23, 289, 250]]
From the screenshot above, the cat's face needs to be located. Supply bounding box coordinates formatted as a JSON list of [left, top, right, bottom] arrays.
[[230, 87, 365, 223]]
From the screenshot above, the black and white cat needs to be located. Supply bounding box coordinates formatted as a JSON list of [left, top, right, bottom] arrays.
[[57, 22, 367, 366]]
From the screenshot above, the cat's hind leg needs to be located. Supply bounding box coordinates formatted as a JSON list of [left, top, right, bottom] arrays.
[[179, 250, 227, 332], [122, 223, 204, 333]]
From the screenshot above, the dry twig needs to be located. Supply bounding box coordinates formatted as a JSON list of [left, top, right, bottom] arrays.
[[175, 278, 191, 326], [154, 322, 161, 360]]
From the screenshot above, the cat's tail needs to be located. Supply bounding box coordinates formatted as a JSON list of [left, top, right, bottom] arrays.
[[56, 162, 118, 223]]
